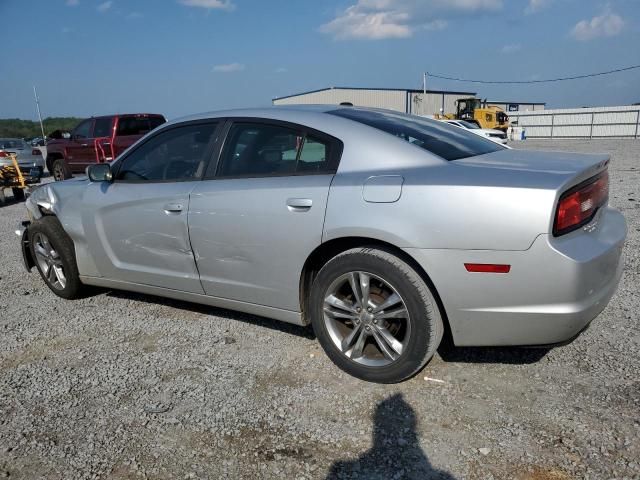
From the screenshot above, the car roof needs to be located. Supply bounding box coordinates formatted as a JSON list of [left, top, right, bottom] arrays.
[[172, 104, 338, 123]]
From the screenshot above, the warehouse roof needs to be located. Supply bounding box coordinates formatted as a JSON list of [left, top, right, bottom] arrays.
[[273, 86, 477, 101]]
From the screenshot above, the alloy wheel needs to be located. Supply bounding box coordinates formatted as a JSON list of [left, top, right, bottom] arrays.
[[32, 232, 67, 290], [323, 271, 411, 367]]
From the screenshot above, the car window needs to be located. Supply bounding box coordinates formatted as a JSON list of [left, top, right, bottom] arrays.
[[115, 123, 217, 182], [117, 116, 166, 136], [329, 108, 503, 161], [218, 123, 332, 177], [73, 120, 93, 139], [93, 117, 113, 138]]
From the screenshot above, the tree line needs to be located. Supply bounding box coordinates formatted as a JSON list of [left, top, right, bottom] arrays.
[[0, 117, 84, 139]]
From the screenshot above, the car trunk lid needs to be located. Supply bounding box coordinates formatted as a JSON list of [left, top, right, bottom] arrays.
[[455, 148, 609, 191]]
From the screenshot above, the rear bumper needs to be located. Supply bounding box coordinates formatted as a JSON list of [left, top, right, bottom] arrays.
[[405, 207, 626, 346]]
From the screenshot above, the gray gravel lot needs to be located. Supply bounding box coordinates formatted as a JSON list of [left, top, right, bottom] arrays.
[[1, 139, 638, 480]]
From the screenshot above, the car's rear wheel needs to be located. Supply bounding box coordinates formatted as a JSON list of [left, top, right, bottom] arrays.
[[51, 158, 71, 181], [29, 216, 84, 299], [310, 247, 443, 383]]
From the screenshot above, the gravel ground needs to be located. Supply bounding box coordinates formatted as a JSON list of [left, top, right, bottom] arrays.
[[0, 139, 638, 480]]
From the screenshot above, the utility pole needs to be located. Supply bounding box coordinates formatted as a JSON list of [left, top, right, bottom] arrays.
[[33, 86, 46, 145], [423, 72, 427, 95]]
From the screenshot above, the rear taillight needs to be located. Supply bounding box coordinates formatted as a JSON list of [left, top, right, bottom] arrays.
[[554, 171, 609, 236], [32, 148, 40, 155], [0, 151, 8, 157]]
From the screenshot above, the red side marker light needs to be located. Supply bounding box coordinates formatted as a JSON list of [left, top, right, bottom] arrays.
[[464, 263, 511, 274]]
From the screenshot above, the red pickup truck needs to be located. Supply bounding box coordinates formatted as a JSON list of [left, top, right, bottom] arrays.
[[46, 113, 166, 181]]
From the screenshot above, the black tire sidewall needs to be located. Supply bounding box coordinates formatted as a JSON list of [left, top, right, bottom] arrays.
[[12, 188, 25, 201], [310, 250, 439, 383], [29, 217, 82, 299]]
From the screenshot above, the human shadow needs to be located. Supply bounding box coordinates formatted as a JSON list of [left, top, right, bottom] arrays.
[[327, 393, 457, 480]]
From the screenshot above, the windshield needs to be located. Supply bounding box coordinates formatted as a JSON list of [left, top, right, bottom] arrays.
[[330, 109, 503, 161], [0, 139, 27, 149]]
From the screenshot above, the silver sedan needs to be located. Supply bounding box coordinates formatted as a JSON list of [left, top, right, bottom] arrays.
[[17, 106, 626, 383], [0, 138, 45, 174]]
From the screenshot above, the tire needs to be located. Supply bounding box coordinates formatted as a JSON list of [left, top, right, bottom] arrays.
[[309, 247, 444, 383], [12, 187, 25, 202], [29, 216, 84, 299], [0, 188, 5, 206], [51, 158, 71, 181]]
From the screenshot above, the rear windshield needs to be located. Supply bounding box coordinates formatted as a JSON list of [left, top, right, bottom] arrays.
[[329, 108, 503, 161], [117, 116, 166, 136], [0, 139, 27, 149]]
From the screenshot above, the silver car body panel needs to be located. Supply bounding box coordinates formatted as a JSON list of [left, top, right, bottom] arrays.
[[189, 174, 333, 311], [22, 106, 626, 345]]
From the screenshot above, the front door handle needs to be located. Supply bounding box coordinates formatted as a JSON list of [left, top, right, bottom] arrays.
[[164, 203, 184, 214], [286, 198, 312, 212]]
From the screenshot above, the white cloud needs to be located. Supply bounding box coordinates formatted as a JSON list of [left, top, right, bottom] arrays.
[[320, 0, 502, 40], [126, 11, 143, 19], [97, 1, 113, 13], [212, 63, 245, 73], [65, 0, 79, 6], [178, 0, 234, 10], [571, 8, 624, 41], [525, 0, 551, 14], [501, 43, 521, 54]]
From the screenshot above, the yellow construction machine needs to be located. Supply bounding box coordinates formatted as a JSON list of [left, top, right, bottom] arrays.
[[435, 98, 510, 132], [0, 153, 40, 205]]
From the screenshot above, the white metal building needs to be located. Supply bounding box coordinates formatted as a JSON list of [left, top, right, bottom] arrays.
[[487, 101, 546, 113], [272, 87, 477, 116], [273, 87, 546, 118]]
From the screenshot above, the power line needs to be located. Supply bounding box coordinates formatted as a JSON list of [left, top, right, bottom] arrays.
[[427, 64, 640, 84]]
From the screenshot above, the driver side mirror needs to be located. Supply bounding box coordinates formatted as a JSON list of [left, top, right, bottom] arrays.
[[87, 163, 113, 182]]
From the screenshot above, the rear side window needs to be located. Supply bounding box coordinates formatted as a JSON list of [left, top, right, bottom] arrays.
[[117, 116, 166, 136], [218, 123, 333, 177], [329, 108, 503, 161]]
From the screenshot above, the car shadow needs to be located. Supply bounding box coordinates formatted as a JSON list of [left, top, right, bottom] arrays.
[[103, 289, 316, 340], [99, 289, 550, 363], [326, 393, 457, 479], [437, 338, 550, 365]]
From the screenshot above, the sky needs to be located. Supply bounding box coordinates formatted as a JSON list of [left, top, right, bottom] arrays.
[[1, 0, 639, 120]]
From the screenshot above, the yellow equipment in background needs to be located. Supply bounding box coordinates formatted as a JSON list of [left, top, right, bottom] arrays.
[[0, 153, 32, 205], [435, 98, 510, 132]]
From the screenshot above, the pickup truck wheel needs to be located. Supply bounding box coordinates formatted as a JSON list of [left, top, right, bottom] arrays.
[[309, 247, 444, 383], [12, 188, 25, 202], [29, 216, 84, 299], [52, 158, 71, 181]]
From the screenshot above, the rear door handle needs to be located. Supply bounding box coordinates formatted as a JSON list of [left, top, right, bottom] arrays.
[[164, 203, 184, 214], [286, 198, 312, 212]]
